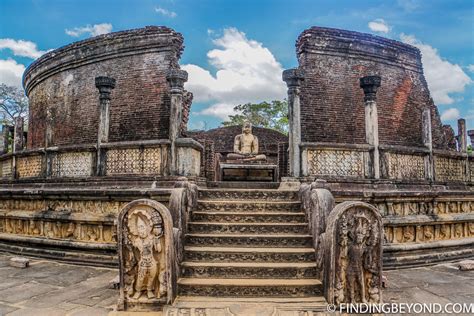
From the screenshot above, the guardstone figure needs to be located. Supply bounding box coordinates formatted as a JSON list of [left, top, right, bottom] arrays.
[[117, 199, 176, 311]]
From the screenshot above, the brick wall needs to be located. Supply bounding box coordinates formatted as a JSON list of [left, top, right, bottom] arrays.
[[24, 26, 183, 149], [297, 27, 449, 149]]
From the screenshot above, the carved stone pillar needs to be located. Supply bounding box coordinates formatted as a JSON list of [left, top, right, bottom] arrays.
[[0, 125, 10, 154], [166, 69, 188, 176], [360, 76, 381, 179], [457, 118, 467, 152], [95, 76, 116, 176], [422, 107, 434, 181], [13, 117, 24, 153], [283, 68, 304, 178], [468, 130, 474, 147]]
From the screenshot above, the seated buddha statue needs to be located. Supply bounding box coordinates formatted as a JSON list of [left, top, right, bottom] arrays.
[[226, 122, 267, 162]]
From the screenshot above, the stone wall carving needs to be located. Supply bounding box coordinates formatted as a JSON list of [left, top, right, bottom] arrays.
[[17, 155, 44, 178], [118, 199, 175, 311], [51, 151, 94, 177], [383, 152, 425, 180], [434, 156, 465, 182], [384, 222, 474, 244], [0, 199, 129, 215], [322, 201, 382, 305], [0, 214, 116, 243], [106, 146, 168, 176], [371, 200, 474, 217], [307, 149, 365, 177], [1, 158, 12, 178]]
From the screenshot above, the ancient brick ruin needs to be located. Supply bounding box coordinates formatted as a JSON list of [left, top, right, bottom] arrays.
[[0, 25, 472, 313]]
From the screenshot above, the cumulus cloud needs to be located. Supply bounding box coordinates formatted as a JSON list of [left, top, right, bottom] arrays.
[[65, 23, 113, 37], [468, 64, 474, 72], [0, 38, 47, 59], [368, 19, 390, 34], [181, 28, 286, 120], [155, 7, 177, 18], [401, 34, 472, 105], [0, 58, 26, 87], [440, 108, 461, 121]]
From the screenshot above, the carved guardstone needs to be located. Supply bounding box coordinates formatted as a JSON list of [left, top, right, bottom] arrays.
[[322, 201, 383, 305], [117, 199, 176, 311]]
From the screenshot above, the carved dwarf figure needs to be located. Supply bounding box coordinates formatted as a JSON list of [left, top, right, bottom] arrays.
[[226, 122, 266, 161], [128, 209, 164, 300]]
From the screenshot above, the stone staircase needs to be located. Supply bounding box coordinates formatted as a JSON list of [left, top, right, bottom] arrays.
[[178, 188, 324, 300]]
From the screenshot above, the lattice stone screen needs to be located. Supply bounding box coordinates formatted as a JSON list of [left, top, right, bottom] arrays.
[[384, 152, 425, 180], [16, 155, 44, 178], [306, 149, 365, 177], [51, 151, 94, 177], [0, 158, 13, 178], [434, 156, 465, 182], [105, 146, 168, 176]]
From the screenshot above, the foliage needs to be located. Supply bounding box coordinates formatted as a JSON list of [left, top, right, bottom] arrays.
[[0, 84, 29, 125], [468, 144, 473, 155], [221, 100, 288, 134]]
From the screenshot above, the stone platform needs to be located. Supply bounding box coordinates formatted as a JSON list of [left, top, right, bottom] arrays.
[[0, 252, 473, 316]]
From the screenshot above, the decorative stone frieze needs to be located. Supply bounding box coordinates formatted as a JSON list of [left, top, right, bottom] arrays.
[[384, 221, 474, 244], [50, 151, 94, 177], [382, 152, 425, 180], [118, 199, 176, 311], [16, 155, 44, 178], [307, 149, 365, 177], [434, 156, 465, 182]]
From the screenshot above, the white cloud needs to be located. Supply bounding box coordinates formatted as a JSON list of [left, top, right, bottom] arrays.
[[368, 19, 390, 34], [182, 27, 286, 120], [468, 64, 474, 72], [65, 23, 113, 37], [440, 108, 460, 121], [155, 7, 177, 18], [0, 38, 47, 59], [401, 34, 472, 105], [0, 58, 26, 87], [397, 0, 420, 11]]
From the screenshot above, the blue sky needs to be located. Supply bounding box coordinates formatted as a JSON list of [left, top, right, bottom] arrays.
[[0, 0, 473, 133]]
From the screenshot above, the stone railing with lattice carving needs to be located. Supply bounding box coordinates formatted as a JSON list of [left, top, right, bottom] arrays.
[[379, 145, 429, 181], [433, 150, 468, 182], [301, 143, 372, 178], [0, 138, 203, 181]]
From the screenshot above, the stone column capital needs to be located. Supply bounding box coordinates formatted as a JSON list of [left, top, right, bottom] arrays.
[[95, 76, 116, 100], [282, 68, 305, 89], [360, 75, 381, 102], [166, 69, 188, 93]]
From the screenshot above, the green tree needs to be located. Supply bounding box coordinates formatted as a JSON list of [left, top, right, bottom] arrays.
[[0, 84, 29, 125], [222, 100, 288, 134]]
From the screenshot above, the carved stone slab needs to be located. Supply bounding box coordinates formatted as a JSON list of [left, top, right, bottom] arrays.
[[322, 201, 383, 305], [117, 199, 176, 311]]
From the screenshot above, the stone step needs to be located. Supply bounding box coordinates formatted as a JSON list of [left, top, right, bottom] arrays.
[[184, 246, 316, 263], [185, 233, 313, 247], [196, 200, 301, 213], [188, 222, 309, 235], [181, 261, 318, 279], [177, 278, 323, 297], [198, 190, 298, 201], [191, 211, 307, 223]]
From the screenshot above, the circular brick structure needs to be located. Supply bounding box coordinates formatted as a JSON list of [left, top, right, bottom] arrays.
[[23, 26, 184, 149]]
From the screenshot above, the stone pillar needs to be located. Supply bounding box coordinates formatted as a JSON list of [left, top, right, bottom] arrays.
[[166, 69, 188, 176], [283, 68, 304, 178], [13, 117, 24, 153], [457, 118, 467, 152], [0, 125, 9, 154], [468, 130, 474, 147], [95, 76, 116, 175], [422, 107, 434, 180], [360, 76, 381, 179]]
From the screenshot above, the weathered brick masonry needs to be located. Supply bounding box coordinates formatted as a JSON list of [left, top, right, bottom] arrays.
[[297, 27, 449, 149], [24, 26, 183, 149]]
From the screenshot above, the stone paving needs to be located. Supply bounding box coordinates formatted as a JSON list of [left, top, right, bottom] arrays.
[[0, 252, 472, 316]]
